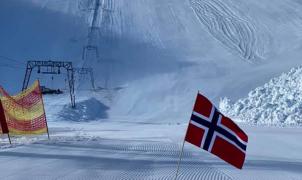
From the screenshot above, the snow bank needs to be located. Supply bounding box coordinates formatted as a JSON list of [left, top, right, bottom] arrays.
[[58, 98, 109, 122], [219, 66, 302, 125]]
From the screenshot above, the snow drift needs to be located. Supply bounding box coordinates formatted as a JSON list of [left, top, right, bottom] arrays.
[[220, 66, 302, 125]]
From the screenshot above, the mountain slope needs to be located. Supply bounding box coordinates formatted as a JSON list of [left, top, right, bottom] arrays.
[[1, 0, 302, 122]]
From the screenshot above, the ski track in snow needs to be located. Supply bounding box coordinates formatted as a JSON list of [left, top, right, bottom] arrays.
[[2, 1, 302, 180], [1, 93, 302, 180], [190, 0, 264, 61], [2, 126, 302, 180], [0, 138, 233, 180]]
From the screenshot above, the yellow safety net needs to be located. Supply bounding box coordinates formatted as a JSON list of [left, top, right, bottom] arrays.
[[0, 80, 48, 135]]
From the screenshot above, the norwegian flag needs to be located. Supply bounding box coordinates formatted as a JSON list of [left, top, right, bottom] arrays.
[[185, 92, 248, 169]]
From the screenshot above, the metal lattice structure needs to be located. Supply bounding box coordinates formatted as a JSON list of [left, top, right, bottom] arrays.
[[22, 60, 76, 108], [82, 45, 99, 61], [81, 0, 101, 63], [73, 67, 96, 90]]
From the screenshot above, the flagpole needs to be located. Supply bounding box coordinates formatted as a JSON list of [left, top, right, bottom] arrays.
[[0, 99, 10, 144], [174, 91, 200, 180], [46, 123, 50, 140], [38, 80, 50, 140], [174, 138, 186, 180], [7, 133, 11, 144], [42, 98, 50, 140]]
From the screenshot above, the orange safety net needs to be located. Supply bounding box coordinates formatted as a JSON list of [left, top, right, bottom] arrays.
[[0, 100, 9, 134], [0, 80, 48, 135]]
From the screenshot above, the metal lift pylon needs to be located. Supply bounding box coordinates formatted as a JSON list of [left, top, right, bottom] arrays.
[[22, 60, 76, 108], [73, 67, 96, 90]]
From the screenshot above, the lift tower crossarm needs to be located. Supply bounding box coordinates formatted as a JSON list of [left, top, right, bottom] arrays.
[[22, 60, 76, 108]]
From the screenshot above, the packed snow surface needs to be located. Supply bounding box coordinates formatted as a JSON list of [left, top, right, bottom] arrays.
[[0, 0, 302, 179], [220, 66, 302, 125], [0, 93, 301, 180], [0, 92, 301, 180]]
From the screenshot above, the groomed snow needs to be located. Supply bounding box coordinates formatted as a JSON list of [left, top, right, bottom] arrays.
[[1, 0, 302, 179], [0, 113, 301, 180]]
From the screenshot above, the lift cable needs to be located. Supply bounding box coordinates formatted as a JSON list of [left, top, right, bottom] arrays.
[[0, 55, 26, 65]]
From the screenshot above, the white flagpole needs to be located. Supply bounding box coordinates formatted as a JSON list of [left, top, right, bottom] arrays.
[[174, 138, 186, 180], [174, 91, 200, 180]]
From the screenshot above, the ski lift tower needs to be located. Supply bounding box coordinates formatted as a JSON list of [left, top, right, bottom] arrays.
[[80, 0, 101, 63], [22, 60, 76, 108], [73, 67, 96, 90], [79, 0, 115, 88]]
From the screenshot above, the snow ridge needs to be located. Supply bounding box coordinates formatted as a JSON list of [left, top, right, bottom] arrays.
[[190, 0, 264, 61], [219, 66, 302, 125]]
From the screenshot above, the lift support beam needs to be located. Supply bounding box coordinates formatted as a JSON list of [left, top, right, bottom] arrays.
[[22, 60, 76, 108]]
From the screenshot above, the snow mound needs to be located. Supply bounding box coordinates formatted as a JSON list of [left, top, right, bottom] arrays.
[[58, 98, 109, 122], [219, 66, 302, 125]]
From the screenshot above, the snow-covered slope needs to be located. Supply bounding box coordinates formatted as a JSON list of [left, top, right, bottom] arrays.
[[1, 1, 302, 179], [1, 0, 302, 123], [190, 0, 267, 61], [220, 66, 302, 125]]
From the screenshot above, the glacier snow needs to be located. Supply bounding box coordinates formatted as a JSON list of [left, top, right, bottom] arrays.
[[220, 66, 302, 125]]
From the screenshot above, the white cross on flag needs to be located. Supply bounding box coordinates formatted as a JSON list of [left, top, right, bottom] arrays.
[[185, 92, 248, 169]]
